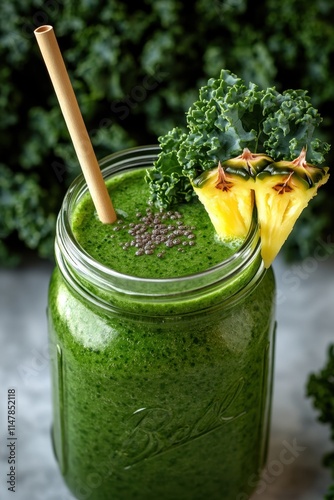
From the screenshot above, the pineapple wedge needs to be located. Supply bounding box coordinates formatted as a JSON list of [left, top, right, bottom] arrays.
[[255, 149, 329, 268], [192, 148, 273, 242], [192, 147, 329, 268], [193, 163, 254, 241]]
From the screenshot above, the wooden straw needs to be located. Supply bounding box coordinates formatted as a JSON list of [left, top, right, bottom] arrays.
[[34, 25, 117, 224]]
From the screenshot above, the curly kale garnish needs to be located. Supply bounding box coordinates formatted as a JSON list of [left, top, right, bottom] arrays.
[[261, 88, 329, 163], [147, 69, 330, 208], [145, 127, 192, 208]]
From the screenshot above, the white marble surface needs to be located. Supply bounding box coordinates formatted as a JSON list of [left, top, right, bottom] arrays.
[[0, 254, 333, 500]]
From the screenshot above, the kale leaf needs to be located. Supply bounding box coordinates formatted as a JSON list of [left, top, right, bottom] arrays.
[[145, 128, 191, 208], [148, 69, 330, 208]]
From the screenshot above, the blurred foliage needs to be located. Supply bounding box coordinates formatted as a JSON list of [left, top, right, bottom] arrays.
[[0, 0, 334, 265], [307, 345, 334, 498]]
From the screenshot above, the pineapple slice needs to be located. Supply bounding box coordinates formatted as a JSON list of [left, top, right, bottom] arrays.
[[193, 149, 274, 242], [192, 147, 329, 268], [255, 150, 329, 268], [193, 162, 254, 241]]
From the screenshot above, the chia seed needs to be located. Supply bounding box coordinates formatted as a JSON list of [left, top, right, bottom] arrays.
[[113, 206, 196, 258]]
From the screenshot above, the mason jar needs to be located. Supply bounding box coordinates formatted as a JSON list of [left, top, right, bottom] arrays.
[[48, 146, 276, 500]]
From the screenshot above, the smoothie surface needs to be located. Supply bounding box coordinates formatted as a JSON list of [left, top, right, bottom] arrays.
[[72, 168, 242, 279]]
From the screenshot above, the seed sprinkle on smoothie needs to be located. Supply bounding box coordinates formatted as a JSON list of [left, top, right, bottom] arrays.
[[72, 168, 240, 278]]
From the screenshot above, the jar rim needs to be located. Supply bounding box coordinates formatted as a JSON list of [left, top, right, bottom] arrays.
[[55, 145, 265, 308]]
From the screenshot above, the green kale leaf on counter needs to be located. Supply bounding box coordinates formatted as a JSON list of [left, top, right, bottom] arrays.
[[307, 345, 334, 498]]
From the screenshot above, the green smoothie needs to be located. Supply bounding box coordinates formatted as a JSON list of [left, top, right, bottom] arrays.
[[48, 149, 276, 500], [71, 168, 241, 278]]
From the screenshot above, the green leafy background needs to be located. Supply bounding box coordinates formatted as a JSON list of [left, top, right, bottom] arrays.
[[1, 0, 334, 265], [308, 346, 334, 498]]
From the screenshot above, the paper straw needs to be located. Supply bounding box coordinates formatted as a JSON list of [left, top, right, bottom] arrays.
[[34, 25, 117, 224]]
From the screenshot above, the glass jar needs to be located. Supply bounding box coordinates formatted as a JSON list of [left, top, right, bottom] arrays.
[[48, 146, 276, 500]]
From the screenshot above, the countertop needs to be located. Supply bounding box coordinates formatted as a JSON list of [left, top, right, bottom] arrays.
[[0, 254, 333, 500]]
